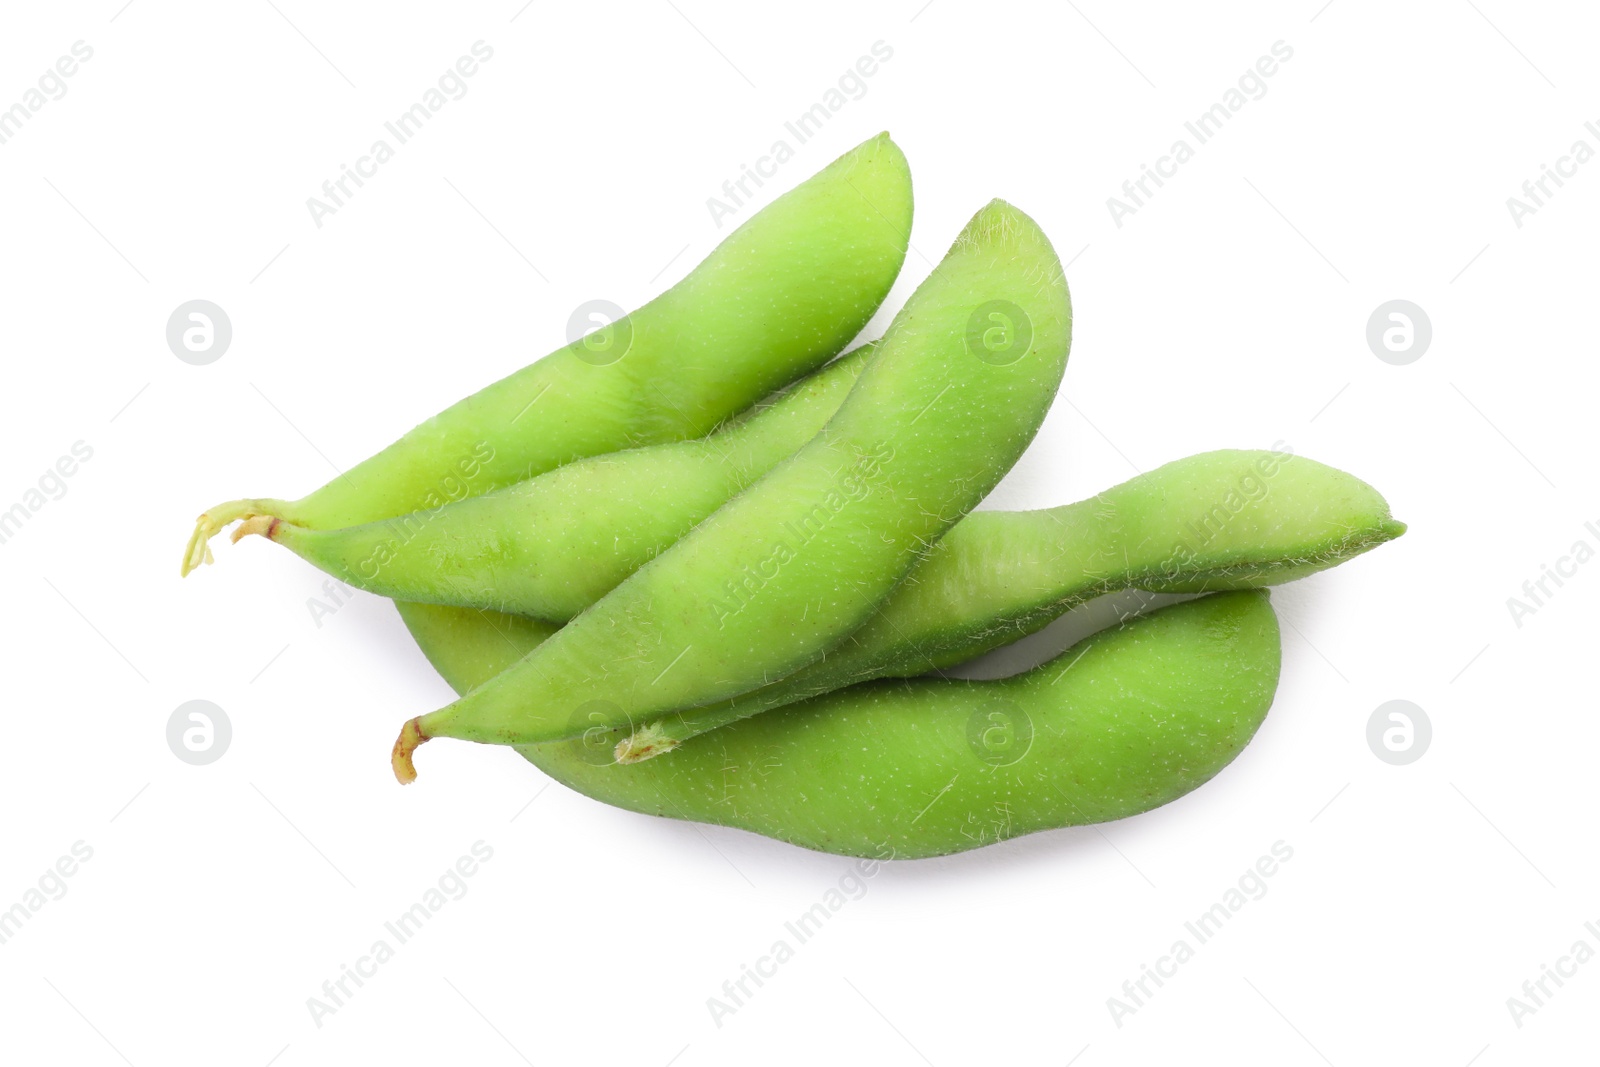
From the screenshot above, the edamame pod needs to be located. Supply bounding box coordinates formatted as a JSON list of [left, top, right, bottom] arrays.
[[181, 133, 913, 575], [233, 344, 875, 621], [390, 199, 1073, 779], [396, 591, 1281, 860], [618, 447, 1403, 759]]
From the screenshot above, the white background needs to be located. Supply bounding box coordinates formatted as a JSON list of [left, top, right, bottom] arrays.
[[1, 1, 1595, 1063]]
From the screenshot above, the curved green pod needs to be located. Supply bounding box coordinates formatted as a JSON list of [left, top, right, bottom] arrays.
[[619, 447, 1403, 759], [180, 133, 913, 575], [391, 199, 1073, 778], [395, 591, 1281, 860], [233, 345, 875, 621]]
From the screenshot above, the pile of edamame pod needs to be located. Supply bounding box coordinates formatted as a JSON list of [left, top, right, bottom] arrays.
[[185, 133, 1405, 860]]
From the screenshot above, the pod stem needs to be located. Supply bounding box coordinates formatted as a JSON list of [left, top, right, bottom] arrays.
[[180, 499, 285, 576], [613, 722, 681, 764], [392, 717, 430, 784], [230, 515, 282, 544]]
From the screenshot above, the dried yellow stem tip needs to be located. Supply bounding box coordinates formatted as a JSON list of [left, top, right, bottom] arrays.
[[391, 718, 429, 784]]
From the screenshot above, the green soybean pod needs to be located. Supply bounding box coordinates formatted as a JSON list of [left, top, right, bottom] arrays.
[[395, 591, 1281, 859], [380, 198, 1068, 777], [231, 344, 875, 621], [390, 199, 1072, 780], [180, 133, 912, 575], [618, 448, 1403, 759]]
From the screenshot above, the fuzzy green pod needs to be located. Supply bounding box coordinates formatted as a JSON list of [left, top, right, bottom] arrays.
[[396, 591, 1281, 859], [619, 448, 1403, 759], [390, 199, 1073, 778], [180, 134, 912, 575], [232, 345, 875, 620]]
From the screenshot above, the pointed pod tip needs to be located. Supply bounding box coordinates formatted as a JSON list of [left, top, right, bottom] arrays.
[[849, 131, 904, 168], [955, 198, 1045, 254]]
